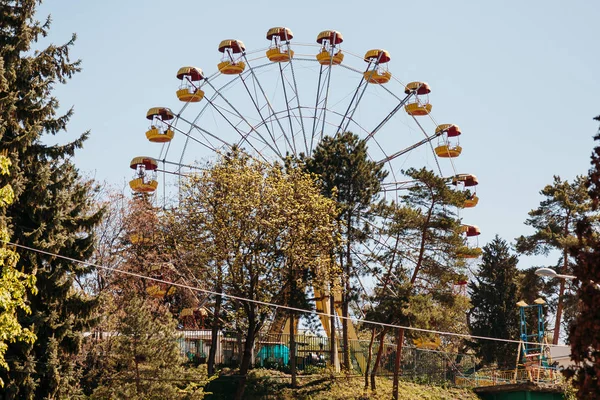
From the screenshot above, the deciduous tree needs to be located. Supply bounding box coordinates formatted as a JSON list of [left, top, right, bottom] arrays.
[[178, 151, 339, 400]]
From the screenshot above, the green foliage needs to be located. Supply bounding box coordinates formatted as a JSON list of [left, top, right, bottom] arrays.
[[515, 175, 591, 343], [379, 167, 469, 335], [220, 371, 480, 400], [305, 131, 387, 224], [0, 2, 103, 397], [89, 295, 209, 399], [564, 115, 600, 399], [176, 151, 340, 398], [468, 236, 520, 368], [305, 131, 387, 370], [0, 155, 36, 387], [516, 175, 590, 257]]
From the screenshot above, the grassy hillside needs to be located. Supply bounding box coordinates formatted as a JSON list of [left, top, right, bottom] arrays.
[[206, 369, 481, 400]]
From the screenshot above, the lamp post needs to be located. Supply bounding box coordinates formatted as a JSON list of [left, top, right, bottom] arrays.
[[534, 267, 576, 281], [535, 267, 599, 288], [535, 267, 600, 345]]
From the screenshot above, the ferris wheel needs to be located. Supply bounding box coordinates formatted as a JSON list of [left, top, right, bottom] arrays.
[[127, 27, 482, 295]]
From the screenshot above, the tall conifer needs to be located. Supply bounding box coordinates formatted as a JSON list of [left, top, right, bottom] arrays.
[[468, 236, 520, 368], [0, 2, 102, 398]]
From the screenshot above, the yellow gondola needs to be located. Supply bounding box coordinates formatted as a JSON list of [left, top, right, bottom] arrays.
[[363, 49, 391, 84], [405, 102, 432, 116], [316, 30, 344, 65], [266, 27, 294, 62], [316, 50, 344, 65], [434, 144, 462, 157], [129, 177, 158, 193], [218, 39, 246, 75], [129, 156, 158, 193], [145, 107, 175, 143], [404, 81, 432, 115], [464, 194, 479, 208], [176, 66, 205, 103], [146, 127, 174, 143], [451, 174, 478, 208], [457, 225, 482, 259]]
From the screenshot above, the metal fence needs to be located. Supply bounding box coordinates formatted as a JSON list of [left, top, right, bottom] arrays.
[[177, 329, 478, 383]]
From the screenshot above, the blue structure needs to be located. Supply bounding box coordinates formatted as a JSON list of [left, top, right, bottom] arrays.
[[517, 299, 552, 368], [257, 344, 290, 366]]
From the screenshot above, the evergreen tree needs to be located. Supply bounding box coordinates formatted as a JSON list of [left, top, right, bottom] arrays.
[[382, 167, 468, 399], [564, 115, 600, 399], [468, 236, 520, 368], [0, 2, 102, 397], [305, 131, 387, 371], [89, 295, 208, 400], [516, 175, 590, 344]]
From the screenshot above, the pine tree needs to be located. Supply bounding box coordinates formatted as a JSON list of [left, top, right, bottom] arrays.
[[468, 236, 520, 368], [305, 131, 387, 371], [89, 295, 208, 400], [381, 167, 468, 399], [0, 2, 102, 398], [516, 175, 591, 344]]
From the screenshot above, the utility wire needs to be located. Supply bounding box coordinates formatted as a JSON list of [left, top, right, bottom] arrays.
[[5, 240, 569, 349]]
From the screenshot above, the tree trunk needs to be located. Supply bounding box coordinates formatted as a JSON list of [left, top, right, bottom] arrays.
[[553, 246, 569, 344], [330, 290, 340, 373], [370, 326, 389, 390], [392, 328, 405, 400], [342, 213, 352, 371], [234, 316, 257, 400], [364, 327, 376, 389], [342, 287, 350, 370], [553, 278, 566, 345], [290, 312, 297, 388], [208, 289, 222, 375]]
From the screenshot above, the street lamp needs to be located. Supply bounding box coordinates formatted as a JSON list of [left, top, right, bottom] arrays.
[[534, 267, 576, 280], [535, 267, 600, 289]]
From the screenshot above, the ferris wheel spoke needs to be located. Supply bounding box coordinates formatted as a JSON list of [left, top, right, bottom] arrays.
[[171, 115, 231, 150], [310, 64, 327, 151], [318, 63, 334, 144], [410, 115, 444, 176], [241, 54, 295, 155], [364, 92, 414, 142], [277, 62, 298, 155], [237, 70, 285, 156], [376, 129, 443, 166], [335, 73, 369, 137], [202, 80, 277, 161], [285, 56, 308, 155]]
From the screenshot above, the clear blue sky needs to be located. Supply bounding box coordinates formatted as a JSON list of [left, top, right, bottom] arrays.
[[37, 0, 600, 269]]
